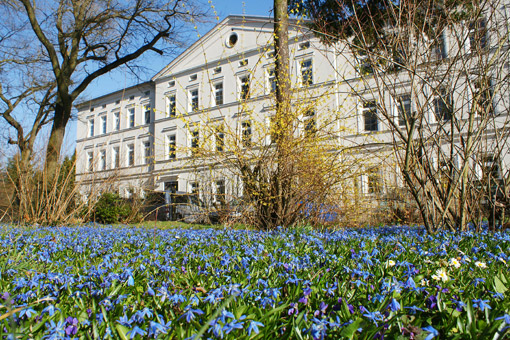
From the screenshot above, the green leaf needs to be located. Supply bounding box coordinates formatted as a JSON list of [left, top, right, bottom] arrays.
[[116, 324, 129, 340], [340, 318, 363, 339], [494, 275, 508, 294]]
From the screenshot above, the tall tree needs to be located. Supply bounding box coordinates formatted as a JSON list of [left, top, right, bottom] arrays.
[[0, 0, 207, 172]]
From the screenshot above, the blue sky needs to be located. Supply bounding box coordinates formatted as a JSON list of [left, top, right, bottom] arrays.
[[61, 0, 275, 154]]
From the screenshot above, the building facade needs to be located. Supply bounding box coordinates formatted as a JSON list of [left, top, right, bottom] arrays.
[[76, 12, 510, 204]]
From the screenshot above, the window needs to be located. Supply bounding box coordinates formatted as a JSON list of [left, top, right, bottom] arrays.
[[356, 54, 374, 75], [431, 32, 446, 60], [129, 95, 135, 100], [113, 112, 120, 131], [190, 130, 199, 154], [128, 108, 135, 128], [112, 146, 120, 168], [213, 67, 222, 74], [301, 59, 313, 85], [143, 141, 151, 164], [190, 182, 199, 195], [433, 88, 453, 122], [100, 115, 107, 134], [127, 144, 134, 166], [267, 50, 275, 58], [397, 94, 412, 127], [303, 110, 316, 136], [469, 18, 488, 52], [363, 101, 379, 132], [268, 69, 277, 94], [480, 154, 501, 180], [167, 135, 176, 159], [241, 121, 251, 148], [167, 95, 176, 117], [87, 151, 94, 172], [190, 89, 199, 112], [226, 32, 238, 48], [145, 91, 150, 96], [144, 106, 151, 124], [299, 41, 310, 50], [88, 118, 94, 137], [216, 180, 226, 204], [474, 77, 494, 116], [239, 59, 248, 67], [168, 80, 175, 87], [215, 125, 225, 152], [99, 149, 106, 170], [189, 74, 197, 81], [367, 169, 382, 194], [239, 75, 250, 100], [115, 100, 120, 105], [214, 83, 224, 106]]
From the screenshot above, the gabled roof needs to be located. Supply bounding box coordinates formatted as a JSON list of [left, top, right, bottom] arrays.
[[152, 15, 308, 81]]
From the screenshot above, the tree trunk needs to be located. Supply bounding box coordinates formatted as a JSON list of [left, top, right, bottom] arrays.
[[45, 100, 71, 175]]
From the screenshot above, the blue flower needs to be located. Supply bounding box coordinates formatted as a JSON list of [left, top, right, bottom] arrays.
[[472, 299, 491, 312], [247, 321, 264, 335], [181, 307, 204, 323], [19, 307, 37, 319], [126, 326, 147, 339], [223, 318, 244, 334], [495, 314, 510, 325], [423, 325, 439, 340], [389, 298, 400, 312]]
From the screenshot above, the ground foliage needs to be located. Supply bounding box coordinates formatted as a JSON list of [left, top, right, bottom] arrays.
[[0, 224, 509, 339]]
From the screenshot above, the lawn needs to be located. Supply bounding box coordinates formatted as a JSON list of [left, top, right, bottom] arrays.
[[0, 224, 509, 339]]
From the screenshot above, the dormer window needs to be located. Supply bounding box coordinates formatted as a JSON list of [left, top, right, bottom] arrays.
[[299, 41, 310, 50], [129, 95, 135, 100], [168, 80, 175, 87], [213, 67, 222, 74], [189, 74, 198, 81]]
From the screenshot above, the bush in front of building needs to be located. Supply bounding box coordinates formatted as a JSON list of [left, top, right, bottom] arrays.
[[91, 192, 135, 224]]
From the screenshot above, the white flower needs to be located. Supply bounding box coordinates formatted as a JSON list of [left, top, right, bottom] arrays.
[[387, 260, 396, 267], [432, 269, 449, 282], [475, 261, 487, 269], [498, 257, 507, 265], [449, 258, 461, 268], [420, 278, 429, 286]]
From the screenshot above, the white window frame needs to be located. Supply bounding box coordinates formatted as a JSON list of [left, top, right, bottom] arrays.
[[213, 82, 224, 106], [100, 115, 107, 134], [300, 58, 313, 86], [112, 146, 120, 168], [126, 144, 134, 166], [127, 107, 135, 128], [99, 149, 106, 170], [144, 105, 151, 125], [167, 93, 176, 117], [113, 112, 120, 131], [166, 134, 176, 160], [360, 100, 379, 132], [241, 120, 252, 148], [88, 118, 94, 137], [238, 74, 250, 100], [143, 140, 151, 164], [87, 151, 94, 172], [189, 88, 199, 113], [267, 68, 276, 94]]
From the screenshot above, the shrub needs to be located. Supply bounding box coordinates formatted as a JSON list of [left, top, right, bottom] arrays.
[[92, 192, 132, 224]]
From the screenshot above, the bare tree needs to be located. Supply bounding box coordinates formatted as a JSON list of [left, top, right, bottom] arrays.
[[299, 0, 510, 231], [0, 0, 208, 174]]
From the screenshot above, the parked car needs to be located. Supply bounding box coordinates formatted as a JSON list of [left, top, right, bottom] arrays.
[[152, 191, 209, 224]]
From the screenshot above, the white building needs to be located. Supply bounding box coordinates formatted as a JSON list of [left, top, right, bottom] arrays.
[[76, 13, 510, 203]]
